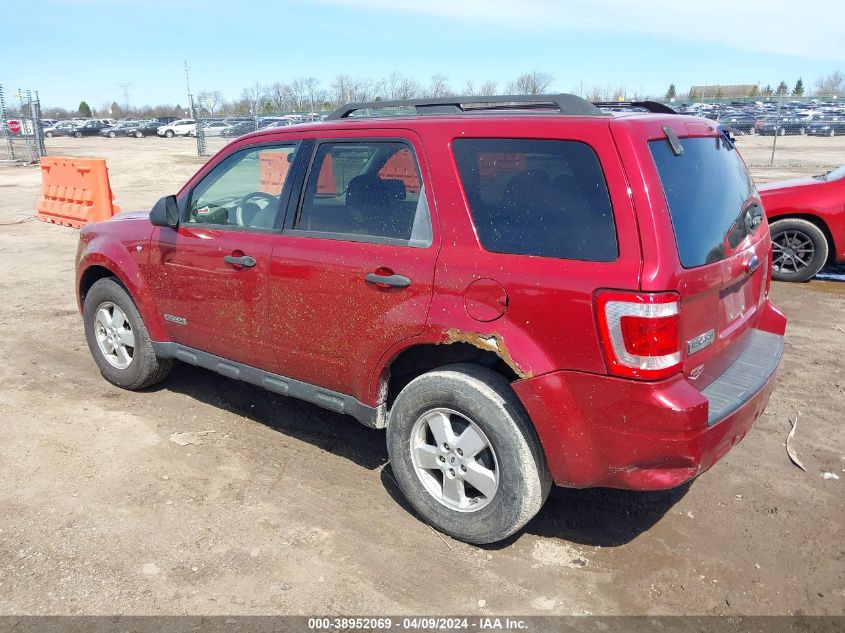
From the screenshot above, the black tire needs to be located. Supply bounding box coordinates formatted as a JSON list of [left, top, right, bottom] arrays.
[[45, 131, 54, 138], [386, 364, 551, 544], [83, 277, 172, 389], [135, 131, 144, 138], [74, 131, 82, 138], [770, 218, 829, 282], [164, 129, 174, 138], [778, 127, 786, 136], [108, 131, 116, 138]]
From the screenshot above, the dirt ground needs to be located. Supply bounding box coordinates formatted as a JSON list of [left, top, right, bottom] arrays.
[[0, 135, 843, 616]]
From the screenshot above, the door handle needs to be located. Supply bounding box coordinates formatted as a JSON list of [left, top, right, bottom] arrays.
[[224, 254, 257, 268], [365, 272, 411, 288]]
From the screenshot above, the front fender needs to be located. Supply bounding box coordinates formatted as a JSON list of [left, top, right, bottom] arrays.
[[76, 234, 168, 342]]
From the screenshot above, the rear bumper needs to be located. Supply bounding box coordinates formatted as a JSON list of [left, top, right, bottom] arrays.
[[513, 302, 787, 491]]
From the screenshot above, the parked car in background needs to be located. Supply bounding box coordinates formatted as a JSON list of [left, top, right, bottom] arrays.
[[257, 117, 289, 129], [718, 113, 757, 134], [154, 117, 179, 125], [220, 121, 256, 137], [757, 117, 807, 136], [157, 119, 196, 137], [198, 121, 230, 137], [124, 120, 163, 138], [807, 117, 845, 137], [44, 121, 81, 138], [759, 164, 845, 281], [71, 120, 111, 137], [99, 121, 139, 138], [75, 95, 786, 544]]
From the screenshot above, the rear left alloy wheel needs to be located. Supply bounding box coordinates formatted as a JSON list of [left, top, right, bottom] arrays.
[[386, 364, 551, 544], [83, 277, 171, 389]]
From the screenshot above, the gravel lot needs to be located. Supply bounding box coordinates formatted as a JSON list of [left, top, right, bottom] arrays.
[[0, 135, 843, 616]]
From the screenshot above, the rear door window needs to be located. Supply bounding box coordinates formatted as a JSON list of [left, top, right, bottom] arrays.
[[452, 139, 617, 261], [292, 141, 432, 247], [650, 135, 760, 267]]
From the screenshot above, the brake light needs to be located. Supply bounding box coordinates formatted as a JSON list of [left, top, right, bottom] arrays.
[[596, 291, 682, 380]]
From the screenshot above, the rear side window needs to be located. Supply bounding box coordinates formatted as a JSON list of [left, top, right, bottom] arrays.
[[452, 139, 617, 261], [294, 141, 432, 246], [650, 136, 759, 267]]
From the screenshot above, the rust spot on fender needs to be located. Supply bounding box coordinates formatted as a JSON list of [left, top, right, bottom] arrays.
[[443, 328, 532, 379]]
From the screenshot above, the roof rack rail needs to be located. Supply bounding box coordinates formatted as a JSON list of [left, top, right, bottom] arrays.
[[592, 101, 677, 114], [326, 94, 603, 120]]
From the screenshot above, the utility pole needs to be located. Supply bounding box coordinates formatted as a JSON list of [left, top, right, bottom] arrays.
[[184, 60, 193, 118], [116, 82, 131, 114]]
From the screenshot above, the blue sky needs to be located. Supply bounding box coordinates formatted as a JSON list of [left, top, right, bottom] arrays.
[[2, 0, 843, 110]]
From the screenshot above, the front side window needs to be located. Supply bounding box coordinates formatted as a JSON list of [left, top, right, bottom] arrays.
[[452, 138, 618, 261], [187, 144, 297, 230], [293, 141, 432, 246]]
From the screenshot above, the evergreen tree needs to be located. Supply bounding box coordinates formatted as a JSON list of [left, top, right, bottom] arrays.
[[792, 78, 804, 96], [665, 83, 676, 100], [78, 101, 92, 117], [776, 81, 788, 96]]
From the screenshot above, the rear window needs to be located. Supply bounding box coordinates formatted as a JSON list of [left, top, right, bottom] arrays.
[[452, 139, 617, 261], [650, 136, 758, 268]]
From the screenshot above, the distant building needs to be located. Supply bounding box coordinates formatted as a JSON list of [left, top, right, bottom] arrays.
[[688, 84, 758, 99]]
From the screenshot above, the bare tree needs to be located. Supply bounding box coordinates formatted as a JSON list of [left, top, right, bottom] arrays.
[[508, 71, 554, 95], [815, 71, 843, 96], [197, 90, 222, 115], [586, 86, 605, 102], [379, 71, 421, 101], [302, 77, 321, 112], [331, 75, 354, 105], [463, 80, 475, 95], [479, 80, 498, 96], [240, 82, 266, 114], [427, 74, 453, 98], [267, 82, 290, 112]]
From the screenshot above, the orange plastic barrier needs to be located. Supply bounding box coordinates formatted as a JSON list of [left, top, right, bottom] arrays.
[[258, 151, 292, 194], [378, 148, 421, 194], [37, 157, 121, 228], [317, 153, 336, 194]]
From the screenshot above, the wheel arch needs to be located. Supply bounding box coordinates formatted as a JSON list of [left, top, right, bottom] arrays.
[[77, 244, 168, 341], [372, 340, 521, 411]]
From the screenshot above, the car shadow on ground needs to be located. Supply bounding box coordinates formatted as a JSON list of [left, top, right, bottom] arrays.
[[159, 363, 690, 548], [157, 363, 388, 471], [379, 464, 691, 549]]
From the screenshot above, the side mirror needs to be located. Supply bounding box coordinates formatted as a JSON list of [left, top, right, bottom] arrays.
[[150, 195, 179, 229]]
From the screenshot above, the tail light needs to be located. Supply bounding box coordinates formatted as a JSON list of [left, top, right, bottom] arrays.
[[596, 291, 682, 380]]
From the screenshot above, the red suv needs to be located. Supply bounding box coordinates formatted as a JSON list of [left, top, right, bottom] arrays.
[[76, 95, 786, 544]]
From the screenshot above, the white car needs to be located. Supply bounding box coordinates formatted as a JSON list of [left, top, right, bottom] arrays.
[[157, 119, 196, 138], [199, 121, 230, 137]]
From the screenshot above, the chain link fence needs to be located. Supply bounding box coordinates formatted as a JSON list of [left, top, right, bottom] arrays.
[[194, 111, 324, 157], [0, 85, 46, 164]]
